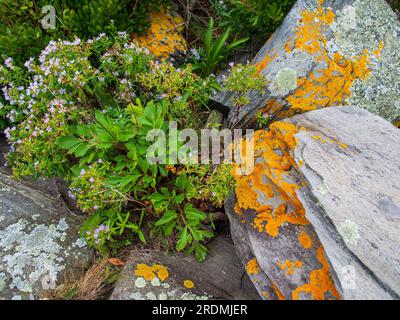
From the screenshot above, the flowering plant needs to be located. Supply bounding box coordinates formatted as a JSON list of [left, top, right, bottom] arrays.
[[0, 34, 232, 260]]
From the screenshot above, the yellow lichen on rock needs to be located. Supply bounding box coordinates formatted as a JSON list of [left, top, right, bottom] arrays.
[[285, 3, 376, 114], [277, 259, 303, 276], [298, 230, 313, 249], [232, 124, 309, 238], [255, 52, 278, 74], [133, 10, 187, 59], [246, 258, 260, 275], [231, 119, 341, 300], [256, 0, 383, 120], [292, 247, 341, 300], [183, 280, 195, 289], [252, 204, 308, 238], [134, 263, 169, 282], [271, 281, 286, 300]]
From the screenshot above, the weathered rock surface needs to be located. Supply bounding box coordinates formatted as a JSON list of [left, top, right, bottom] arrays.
[[287, 106, 400, 300], [0, 170, 91, 300], [110, 228, 260, 300], [226, 106, 400, 300], [226, 124, 341, 300], [213, 0, 400, 128]]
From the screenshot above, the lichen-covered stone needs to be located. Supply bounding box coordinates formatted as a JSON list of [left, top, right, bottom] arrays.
[[133, 10, 187, 60], [0, 170, 91, 300], [213, 0, 400, 128], [332, 0, 400, 122], [226, 124, 341, 300], [109, 230, 260, 300], [226, 106, 400, 300]]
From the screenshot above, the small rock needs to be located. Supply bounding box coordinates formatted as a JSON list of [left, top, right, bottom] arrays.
[[0, 170, 91, 300], [109, 228, 260, 300]]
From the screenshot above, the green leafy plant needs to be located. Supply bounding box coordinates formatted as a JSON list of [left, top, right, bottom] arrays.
[[224, 63, 268, 107], [57, 100, 217, 260], [212, 0, 295, 38], [1, 17, 239, 262], [176, 164, 236, 208], [0, 0, 169, 66], [193, 17, 248, 77], [136, 61, 213, 127], [255, 112, 272, 128], [150, 186, 213, 261]]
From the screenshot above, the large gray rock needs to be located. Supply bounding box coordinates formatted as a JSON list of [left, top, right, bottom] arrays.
[[286, 106, 400, 300], [226, 106, 400, 300], [213, 0, 400, 128], [0, 170, 91, 300], [110, 228, 260, 300], [225, 125, 342, 300]]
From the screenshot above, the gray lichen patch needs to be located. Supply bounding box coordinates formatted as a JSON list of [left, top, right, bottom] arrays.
[[276, 68, 298, 92], [266, 49, 315, 98], [128, 269, 210, 301], [338, 219, 361, 247], [129, 275, 210, 301], [0, 171, 91, 300], [0, 217, 88, 298], [332, 0, 400, 122]]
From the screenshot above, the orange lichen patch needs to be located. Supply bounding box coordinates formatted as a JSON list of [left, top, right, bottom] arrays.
[[271, 281, 286, 300], [133, 10, 187, 59], [298, 230, 313, 249], [284, 37, 294, 53], [283, 2, 382, 115], [233, 175, 259, 214], [278, 259, 303, 276], [246, 258, 260, 275], [253, 204, 308, 238], [255, 52, 278, 74], [134, 263, 169, 282], [183, 280, 195, 289], [232, 133, 275, 215], [261, 291, 270, 299], [232, 123, 309, 237], [292, 246, 341, 300], [232, 122, 341, 300], [269, 122, 299, 150], [155, 264, 169, 281]]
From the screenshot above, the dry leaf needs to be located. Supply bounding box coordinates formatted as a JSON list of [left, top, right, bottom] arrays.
[[108, 258, 124, 266]]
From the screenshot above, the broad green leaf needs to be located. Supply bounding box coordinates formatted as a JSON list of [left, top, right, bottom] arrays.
[[155, 210, 178, 226], [176, 227, 189, 252], [56, 135, 81, 150]]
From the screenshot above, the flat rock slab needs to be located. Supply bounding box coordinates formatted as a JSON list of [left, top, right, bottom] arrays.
[[287, 106, 400, 299], [110, 229, 260, 300], [0, 170, 91, 300]]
